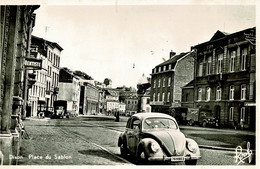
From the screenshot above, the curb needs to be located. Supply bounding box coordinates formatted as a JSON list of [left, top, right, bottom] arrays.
[[199, 145, 256, 153]]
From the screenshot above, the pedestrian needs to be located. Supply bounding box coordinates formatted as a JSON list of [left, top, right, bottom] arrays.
[[115, 111, 120, 122], [234, 120, 238, 130]]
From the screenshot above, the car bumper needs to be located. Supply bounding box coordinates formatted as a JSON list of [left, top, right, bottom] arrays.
[[148, 155, 201, 162]]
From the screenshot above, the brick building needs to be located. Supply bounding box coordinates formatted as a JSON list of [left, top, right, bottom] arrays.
[[150, 51, 195, 114], [182, 27, 256, 130]]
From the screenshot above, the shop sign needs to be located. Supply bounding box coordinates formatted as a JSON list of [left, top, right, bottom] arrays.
[[25, 57, 42, 70], [244, 102, 256, 107]]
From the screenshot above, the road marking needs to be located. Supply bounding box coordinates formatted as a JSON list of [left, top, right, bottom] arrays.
[[59, 127, 132, 165], [81, 121, 124, 133]]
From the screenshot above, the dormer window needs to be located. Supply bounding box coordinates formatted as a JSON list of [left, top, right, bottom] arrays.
[[158, 67, 161, 72], [169, 64, 172, 70], [163, 66, 166, 71]]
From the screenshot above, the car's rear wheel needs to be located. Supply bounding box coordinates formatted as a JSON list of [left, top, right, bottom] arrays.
[[185, 159, 197, 165], [120, 142, 127, 157]]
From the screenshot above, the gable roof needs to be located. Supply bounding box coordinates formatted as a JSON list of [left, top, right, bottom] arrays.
[[210, 30, 230, 41], [156, 52, 188, 68]]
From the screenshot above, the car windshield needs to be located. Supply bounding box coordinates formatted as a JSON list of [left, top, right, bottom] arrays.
[[143, 118, 178, 130]]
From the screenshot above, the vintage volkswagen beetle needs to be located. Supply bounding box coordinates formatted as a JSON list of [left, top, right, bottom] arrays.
[[118, 112, 201, 165]]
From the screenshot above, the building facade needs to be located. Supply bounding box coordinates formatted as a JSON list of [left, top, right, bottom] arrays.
[[0, 5, 39, 164], [150, 51, 194, 114], [125, 95, 138, 116], [79, 80, 99, 115], [104, 89, 119, 115], [182, 27, 256, 130], [27, 45, 48, 117], [58, 68, 80, 115], [30, 35, 63, 115]]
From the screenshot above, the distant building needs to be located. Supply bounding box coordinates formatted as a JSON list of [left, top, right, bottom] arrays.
[[182, 27, 256, 130], [119, 102, 126, 115], [104, 89, 120, 115], [125, 95, 138, 116], [79, 80, 99, 115], [137, 74, 151, 112], [150, 51, 195, 114], [58, 68, 81, 115]]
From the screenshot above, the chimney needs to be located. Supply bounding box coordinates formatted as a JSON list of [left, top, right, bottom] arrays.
[[170, 50, 176, 59]]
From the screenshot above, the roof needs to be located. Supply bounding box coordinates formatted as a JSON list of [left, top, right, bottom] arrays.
[[210, 30, 230, 41], [192, 27, 255, 49], [132, 112, 176, 121], [32, 35, 63, 51], [156, 52, 189, 68], [106, 89, 119, 97]]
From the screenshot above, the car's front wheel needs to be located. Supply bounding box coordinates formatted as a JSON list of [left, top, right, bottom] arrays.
[[185, 159, 197, 165], [136, 147, 147, 165]]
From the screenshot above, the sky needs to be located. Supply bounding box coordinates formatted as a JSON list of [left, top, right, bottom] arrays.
[[30, 1, 256, 88]]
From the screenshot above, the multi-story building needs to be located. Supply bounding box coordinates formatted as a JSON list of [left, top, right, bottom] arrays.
[[79, 79, 99, 115], [30, 35, 63, 114], [27, 45, 48, 117], [150, 51, 195, 114], [104, 89, 119, 115], [0, 5, 39, 164], [58, 68, 80, 115], [125, 95, 138, 116], [182, 27, 256, 130]]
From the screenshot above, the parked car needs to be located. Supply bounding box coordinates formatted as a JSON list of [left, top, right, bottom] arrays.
[[118, 112, 201, 165]]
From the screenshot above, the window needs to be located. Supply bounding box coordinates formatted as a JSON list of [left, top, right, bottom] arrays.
[[158, 79, 160, 87], [163, 66, 166, 71], [240, 107, 246, 121], [162, 93, 165, 102], [198, 61, 203, 77], [167, 92, 170, 102], [206, 87, 211, 101], [163, 78, 165, 87], [168, 77, 171, 86], [241, 84, 246, 100], [229, 107, 234, 121], [153, 93, 155, 101], [230, 85, 234, 100], [198, 88, 202, 101], [241, 48, 247, 71], [158, 93, 160, 101], [153, 80, 156, 88], [131, 119, 141, 130], [230, 51, 236, 72], [217, 54, 223, 74], [147, 98, 150, 104], [158, 67, 161, 72], [207, 56, 212, 75], [169, 64, 171, 70], [216, 86, 222, 101]]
